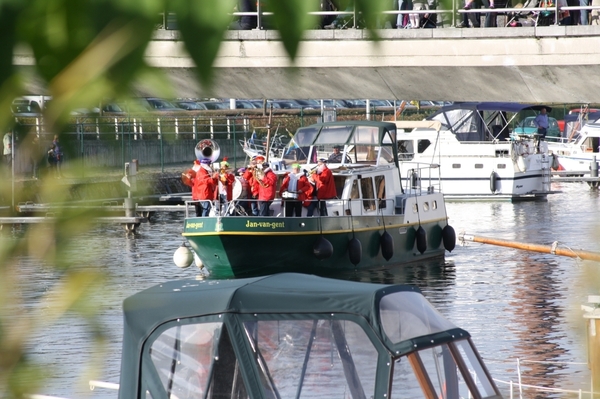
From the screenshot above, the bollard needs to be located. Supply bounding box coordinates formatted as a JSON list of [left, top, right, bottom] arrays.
[[582, 295, 600, 397], [591, 156, 599, 178]]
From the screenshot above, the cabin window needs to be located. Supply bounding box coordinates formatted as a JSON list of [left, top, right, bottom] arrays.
[[432, 200, 437, 210], [350, 180, 360, 200], [392, 345, 458, 398], [474, 164, 483, 169], [333, 176, 345, 198], [398, 140, 414, 161], [497, 163, 506, 169], [361, 177, 376, 211], [417, 140, 431, 154], [315, 125, 353, 144], [354, 126, 380, 144], [423, 202, 429, 211], [148, 322, 248, 399], [244, 318, 378, 399], [452, 164, 461, 169], [375, 175, 386, 209]]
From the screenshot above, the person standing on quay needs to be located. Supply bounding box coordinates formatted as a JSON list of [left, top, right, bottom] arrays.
[[3, 131, 12, 177], [52, 134, 64, 178]]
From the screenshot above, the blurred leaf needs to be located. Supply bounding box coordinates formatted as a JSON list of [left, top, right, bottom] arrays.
[[355, 0, 386, 39], [173, 0, 236, 90], [265, 0, 320, 60]]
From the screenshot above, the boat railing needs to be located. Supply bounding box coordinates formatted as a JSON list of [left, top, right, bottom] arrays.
[[184, 196, 421, 218], [401, 162, 442, 195]]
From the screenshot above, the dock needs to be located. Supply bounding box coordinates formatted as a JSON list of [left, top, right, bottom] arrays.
[[0, 216, 148, 233], [551, 170, 600, 188]]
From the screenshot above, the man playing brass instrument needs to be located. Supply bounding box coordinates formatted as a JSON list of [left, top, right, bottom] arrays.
[[252, 155, 277, 216]]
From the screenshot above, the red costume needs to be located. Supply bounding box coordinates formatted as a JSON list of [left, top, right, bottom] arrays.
[[218, 171, 236, 201], [280, 173, 310, 202], [315, 165, 336, 200], [191, 165, 217, 201], [243, 169, 259, 199], [257, 167, 277, 201]]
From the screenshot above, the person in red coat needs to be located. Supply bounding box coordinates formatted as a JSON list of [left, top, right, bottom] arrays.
[[243, 156, 260, 216], [279, 163, 310, 217], [217, 158, 236, 208], [191, 158, 218, 216], [314, 158, 337, 216], [256, 159, 277, 216]]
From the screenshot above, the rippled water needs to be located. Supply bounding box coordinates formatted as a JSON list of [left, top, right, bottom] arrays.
[[8, 181, 600, 399]]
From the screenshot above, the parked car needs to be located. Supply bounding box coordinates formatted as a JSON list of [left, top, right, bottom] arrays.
[[143, 97, 183, 112], [513, 116, 561, 141], [293, 99, 320, 109], [11, 97, 42, 116], [319, 99, 350, 109], [174, 100, 208, 111], [198, 101, 229, 110]]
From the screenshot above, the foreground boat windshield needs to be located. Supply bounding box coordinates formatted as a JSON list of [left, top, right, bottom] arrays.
[[130, 276, 501, 399]]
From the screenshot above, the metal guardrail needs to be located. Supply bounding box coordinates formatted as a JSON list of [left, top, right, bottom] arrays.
[[160, 4, 600, 30]]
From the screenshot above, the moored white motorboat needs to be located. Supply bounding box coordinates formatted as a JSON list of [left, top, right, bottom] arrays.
[[547, 112, 600, 175], [394, 102, 554, 202]]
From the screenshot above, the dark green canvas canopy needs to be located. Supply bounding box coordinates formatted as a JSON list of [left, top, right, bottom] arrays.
[[118, 274, 480, 399]]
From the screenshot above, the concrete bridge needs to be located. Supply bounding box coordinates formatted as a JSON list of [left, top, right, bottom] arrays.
[[16, 26, 600, 103]]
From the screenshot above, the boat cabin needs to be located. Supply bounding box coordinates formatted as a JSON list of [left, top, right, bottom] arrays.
[[118, 273, 502, 399]]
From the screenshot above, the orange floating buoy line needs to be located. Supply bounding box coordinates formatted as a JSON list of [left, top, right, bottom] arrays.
[[458, 232, 600, 262]]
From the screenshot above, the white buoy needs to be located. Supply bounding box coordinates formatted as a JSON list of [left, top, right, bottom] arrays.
[[173, 242, 193, 268]]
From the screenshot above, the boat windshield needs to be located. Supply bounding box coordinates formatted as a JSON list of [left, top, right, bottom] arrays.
[[379, 291, 457, 343]]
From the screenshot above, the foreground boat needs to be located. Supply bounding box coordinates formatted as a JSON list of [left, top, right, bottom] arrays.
[[118, 273, 503, 399], [183, 121, 455, 279], [395, 102, 554, 201]]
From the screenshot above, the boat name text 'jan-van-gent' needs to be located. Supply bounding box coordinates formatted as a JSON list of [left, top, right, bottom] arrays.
[[245, 220, 285, 229]]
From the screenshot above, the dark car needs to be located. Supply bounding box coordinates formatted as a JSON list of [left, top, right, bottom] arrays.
[[198, 101, 229, 110], [144, 98, 183, 112], [174, 101, 208, 111]]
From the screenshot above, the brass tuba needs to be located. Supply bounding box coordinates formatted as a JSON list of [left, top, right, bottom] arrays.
[[195, 139, 221, 162]]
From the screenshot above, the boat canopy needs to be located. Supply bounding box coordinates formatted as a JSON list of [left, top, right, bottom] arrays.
[[427, 102, 553, 142], [282, 120, 399, 166], [117, 273, 500, 399]]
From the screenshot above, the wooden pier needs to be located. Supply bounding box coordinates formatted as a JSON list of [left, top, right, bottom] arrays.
[[0, 201, 190, 234], [551, 171, 600, 188]]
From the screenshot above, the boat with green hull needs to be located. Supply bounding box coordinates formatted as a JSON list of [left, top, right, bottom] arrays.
[[182, 121, 455, 278]]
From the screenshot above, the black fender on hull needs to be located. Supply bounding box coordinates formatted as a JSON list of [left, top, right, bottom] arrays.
[[313, 236, 333, 260], [490, 171, 499, 193], [442, 225, 456, 252], [416, 226, 427, 254], [380, 231, 394, 261], [348, 237, 362, 266]]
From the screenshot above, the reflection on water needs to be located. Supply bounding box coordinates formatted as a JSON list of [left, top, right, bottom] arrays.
[[4, 182, 598, 398]]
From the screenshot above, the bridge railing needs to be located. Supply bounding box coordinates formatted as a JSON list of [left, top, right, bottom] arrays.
[[159, 3, 600, 30]]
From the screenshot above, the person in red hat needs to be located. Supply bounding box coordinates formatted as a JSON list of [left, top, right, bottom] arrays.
[[217, 157, 236, 211], [314, 158, 336, 216], [243, 155, 260, 216], [191, 158, 218, 216], [279, 163, 310, 217], [254, 157, 277, 216]]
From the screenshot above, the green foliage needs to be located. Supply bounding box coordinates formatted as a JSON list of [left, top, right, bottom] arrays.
[[0, 1, 392, 398]]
